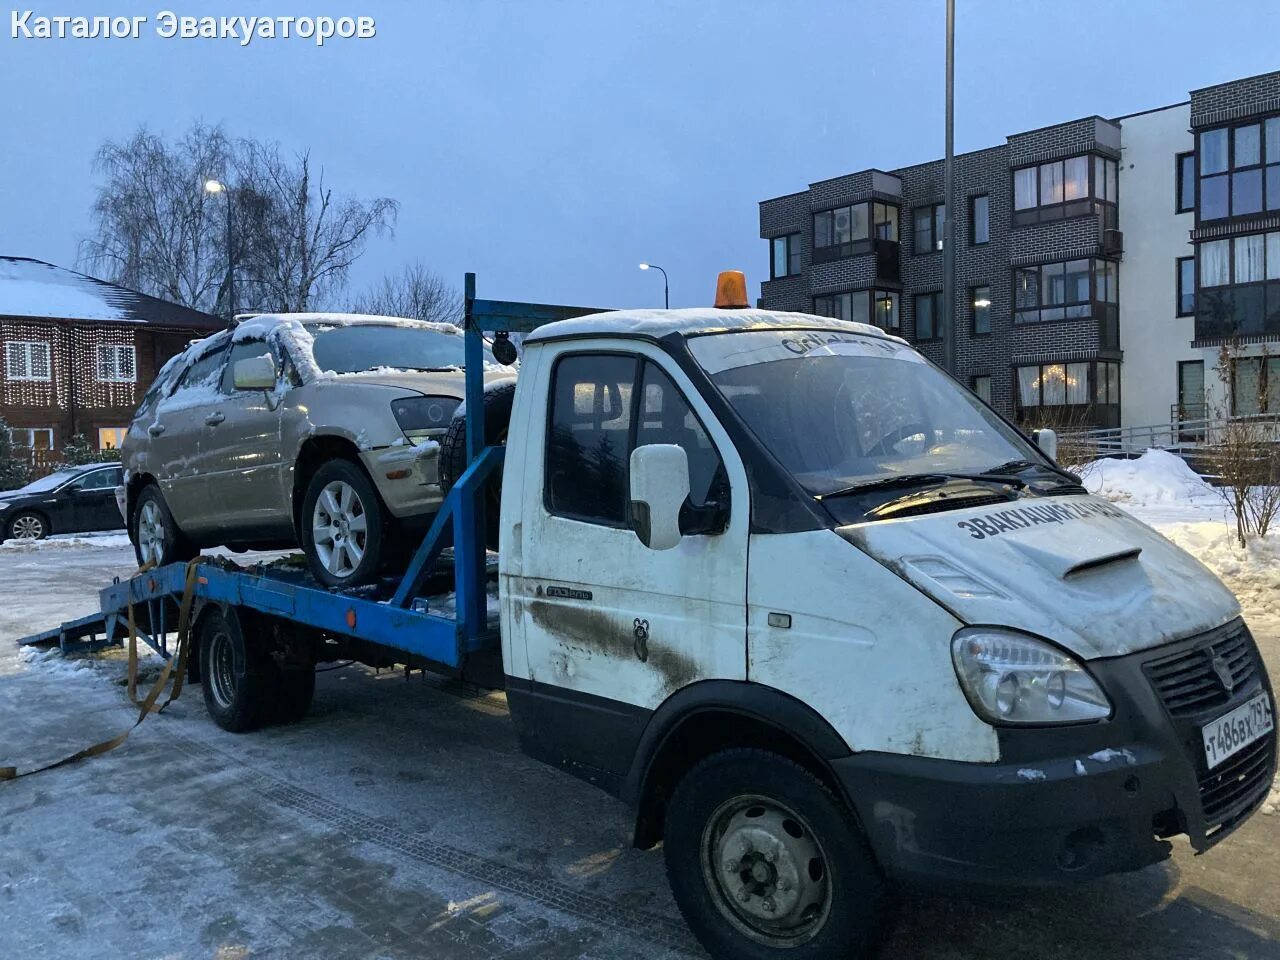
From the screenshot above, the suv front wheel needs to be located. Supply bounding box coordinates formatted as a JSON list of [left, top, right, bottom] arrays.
[[132, 484, 196, 569], [300, 459, 386, 589]]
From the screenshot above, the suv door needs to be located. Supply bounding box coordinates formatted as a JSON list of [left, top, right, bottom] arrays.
[[511, 344, 747, 777], [67, 466, 124, 531], [148, 336, 231, 528], [187, 337, 289, 536]]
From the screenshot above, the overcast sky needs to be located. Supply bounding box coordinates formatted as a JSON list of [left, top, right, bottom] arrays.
[[2, 0, 1279, 312]]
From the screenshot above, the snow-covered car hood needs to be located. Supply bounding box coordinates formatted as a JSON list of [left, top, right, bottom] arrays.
[[840, 493, 1241, 660], [325, 369, 514, 396]]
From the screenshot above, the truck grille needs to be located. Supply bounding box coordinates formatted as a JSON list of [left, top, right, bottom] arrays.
[[1143, 623, 1259, 718], [1200, 736, 1274, 834]]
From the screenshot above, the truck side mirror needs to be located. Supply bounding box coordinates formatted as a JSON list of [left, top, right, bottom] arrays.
[[233, 354, 277, 391], [629, 444, 690, 551], [1033, 427, 1058, 461]]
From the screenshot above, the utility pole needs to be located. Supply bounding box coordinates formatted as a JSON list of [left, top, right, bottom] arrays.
[[942, 0, 956, 375]]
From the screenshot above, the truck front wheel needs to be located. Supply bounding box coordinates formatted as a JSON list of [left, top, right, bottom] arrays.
[[664, 749, 888, 960]]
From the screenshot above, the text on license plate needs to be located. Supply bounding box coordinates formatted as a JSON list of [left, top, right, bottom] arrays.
[[1202, 693, 1274, 770]]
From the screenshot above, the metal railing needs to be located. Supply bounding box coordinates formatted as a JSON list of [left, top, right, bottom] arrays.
[[1056, 411, 1280, 459]]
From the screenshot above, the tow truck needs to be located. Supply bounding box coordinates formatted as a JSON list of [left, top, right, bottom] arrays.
[[18, 272, 1276, 959]]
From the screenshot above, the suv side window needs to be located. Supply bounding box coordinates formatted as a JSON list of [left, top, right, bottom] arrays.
[[175, 341, 230, 393], [545, 354, 635, 526], [220, 339, 276, 393], [544, 353, 729, 530]]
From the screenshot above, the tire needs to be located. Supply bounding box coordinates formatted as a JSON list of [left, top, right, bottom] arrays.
[[438, 380, 516, 548], [198, 606, 275, 733], [132, 484, 196, 568], [6, 510, 48, 541], [275, 667, 316, 724], [664, 749, 889, 960], [300, 458, 386, 589]]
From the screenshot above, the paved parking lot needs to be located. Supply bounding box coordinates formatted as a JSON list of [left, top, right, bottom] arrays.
[[0, 540, 1277, 959]]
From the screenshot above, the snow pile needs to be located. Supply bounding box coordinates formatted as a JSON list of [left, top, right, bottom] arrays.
[[1156, 521, 1280, 621], [1, 533, 131, 551], [1075, 449, 1219, 507]]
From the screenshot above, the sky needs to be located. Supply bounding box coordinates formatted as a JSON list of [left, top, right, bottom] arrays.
[[2, 0, 1280, 313]]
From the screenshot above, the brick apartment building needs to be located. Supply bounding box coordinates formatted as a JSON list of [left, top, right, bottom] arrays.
[[0, 257, 222, 469], [758, 70, 1280, 432]]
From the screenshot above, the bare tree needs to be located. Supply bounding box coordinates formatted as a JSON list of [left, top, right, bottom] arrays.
[[1207, 341, 1280, 547], [234, 142, 397, 312], [348, 262, 462, 324], [79, 122, 232, 313], [80, 124, 397, 317]]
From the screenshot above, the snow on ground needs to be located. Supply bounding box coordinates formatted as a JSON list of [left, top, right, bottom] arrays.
[[1076, 448, 1222, 510], [0, 532, 132, 551]]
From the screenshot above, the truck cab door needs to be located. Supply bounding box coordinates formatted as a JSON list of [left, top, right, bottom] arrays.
[[507, 343, 748, 775]]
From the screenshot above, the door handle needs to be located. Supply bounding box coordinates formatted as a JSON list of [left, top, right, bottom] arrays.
[[205, 412, 225, 426], [147, 423, 165, 437]]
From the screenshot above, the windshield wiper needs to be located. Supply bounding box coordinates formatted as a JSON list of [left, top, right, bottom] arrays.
[[981, 458, 1083, 487], [818, 472, 1017, 501]]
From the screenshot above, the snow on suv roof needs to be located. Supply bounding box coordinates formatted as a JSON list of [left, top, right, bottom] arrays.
[[231, 312, 462, 340], [524, 307, 899, 344]]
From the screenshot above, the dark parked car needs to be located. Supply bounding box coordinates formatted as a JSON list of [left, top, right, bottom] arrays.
[[0, 463, 125, 541]]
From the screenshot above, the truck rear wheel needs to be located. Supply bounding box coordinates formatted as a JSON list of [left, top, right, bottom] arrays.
[[198, 606, 275, 733], [438, 380, 516, 548], [664, 749, 888, 960]]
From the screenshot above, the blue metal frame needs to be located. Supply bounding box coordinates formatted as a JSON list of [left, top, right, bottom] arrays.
[[16, 273, 611, 670]]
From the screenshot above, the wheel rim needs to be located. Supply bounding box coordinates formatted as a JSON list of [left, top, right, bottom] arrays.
[[700, 794, 833, 946], [11, 515, 43, 540], [137, 500, 166, 565], [311, 480, 368, 578], [208, 627, 238, 709]]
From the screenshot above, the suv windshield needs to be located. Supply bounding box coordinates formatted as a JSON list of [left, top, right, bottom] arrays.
[[305, 323, 494, 374], [688, 329, 1046, 497]]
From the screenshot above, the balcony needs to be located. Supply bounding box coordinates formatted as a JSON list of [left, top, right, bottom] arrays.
[[810, 238, 900, 284], [1194, 284, 1280, 343]]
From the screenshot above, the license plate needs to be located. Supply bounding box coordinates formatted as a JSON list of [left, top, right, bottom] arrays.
[[1202, 693, 1274, 769]]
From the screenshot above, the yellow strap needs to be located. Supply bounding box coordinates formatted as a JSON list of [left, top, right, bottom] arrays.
[[1, 558, 201, 783]]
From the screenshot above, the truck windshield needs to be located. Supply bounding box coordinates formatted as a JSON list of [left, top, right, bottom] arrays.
[[305, 323, 494, 374], [688, 329, 1043, 498]]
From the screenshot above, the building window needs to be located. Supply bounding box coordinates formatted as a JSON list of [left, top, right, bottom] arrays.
[[972, 375, 992, 403], [1195, 230, 1280, 338], [1176, 256, 1196, 316], [1012, 154, 1117, 227], [913, 203, 945, 254], [971, 285, 992, 334], [96, 344, 136, 383], [812, 289, 899, 330], [770, 233, 801, 279], [7, 426, 54, 449], [1231, 355, 1280, 415], [1016, 360, 1118, 411], [914, 292, 942, 341], [4, 341, 52, 382], [98, 427, 128, 450], [1176, 152, 1196, 213], [812, 202, 898, 264], [1198, 118, 1280, 221], [1013, 258, 1116, 324], [970, 194, 989, 245]]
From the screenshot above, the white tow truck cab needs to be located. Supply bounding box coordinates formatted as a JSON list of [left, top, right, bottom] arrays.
[[492, 272, 1274, 956], [50, 271, 1273, 959]]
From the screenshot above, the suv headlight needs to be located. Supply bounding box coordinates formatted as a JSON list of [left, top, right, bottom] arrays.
[[391, 395, 461, 443], [951, 628, 1111, 725]]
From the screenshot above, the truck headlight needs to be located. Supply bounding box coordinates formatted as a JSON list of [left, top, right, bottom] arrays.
[[951, 628, 1111, 725], [391, 395, 461, 442]]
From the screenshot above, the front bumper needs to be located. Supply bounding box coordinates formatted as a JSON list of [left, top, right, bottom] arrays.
[[361, 442, 443, 519], [835, 619, 1276, 888]]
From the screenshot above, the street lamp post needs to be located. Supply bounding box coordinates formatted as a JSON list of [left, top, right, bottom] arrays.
[[638, 262, 669, 309], [204, 178, 236, 321]]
